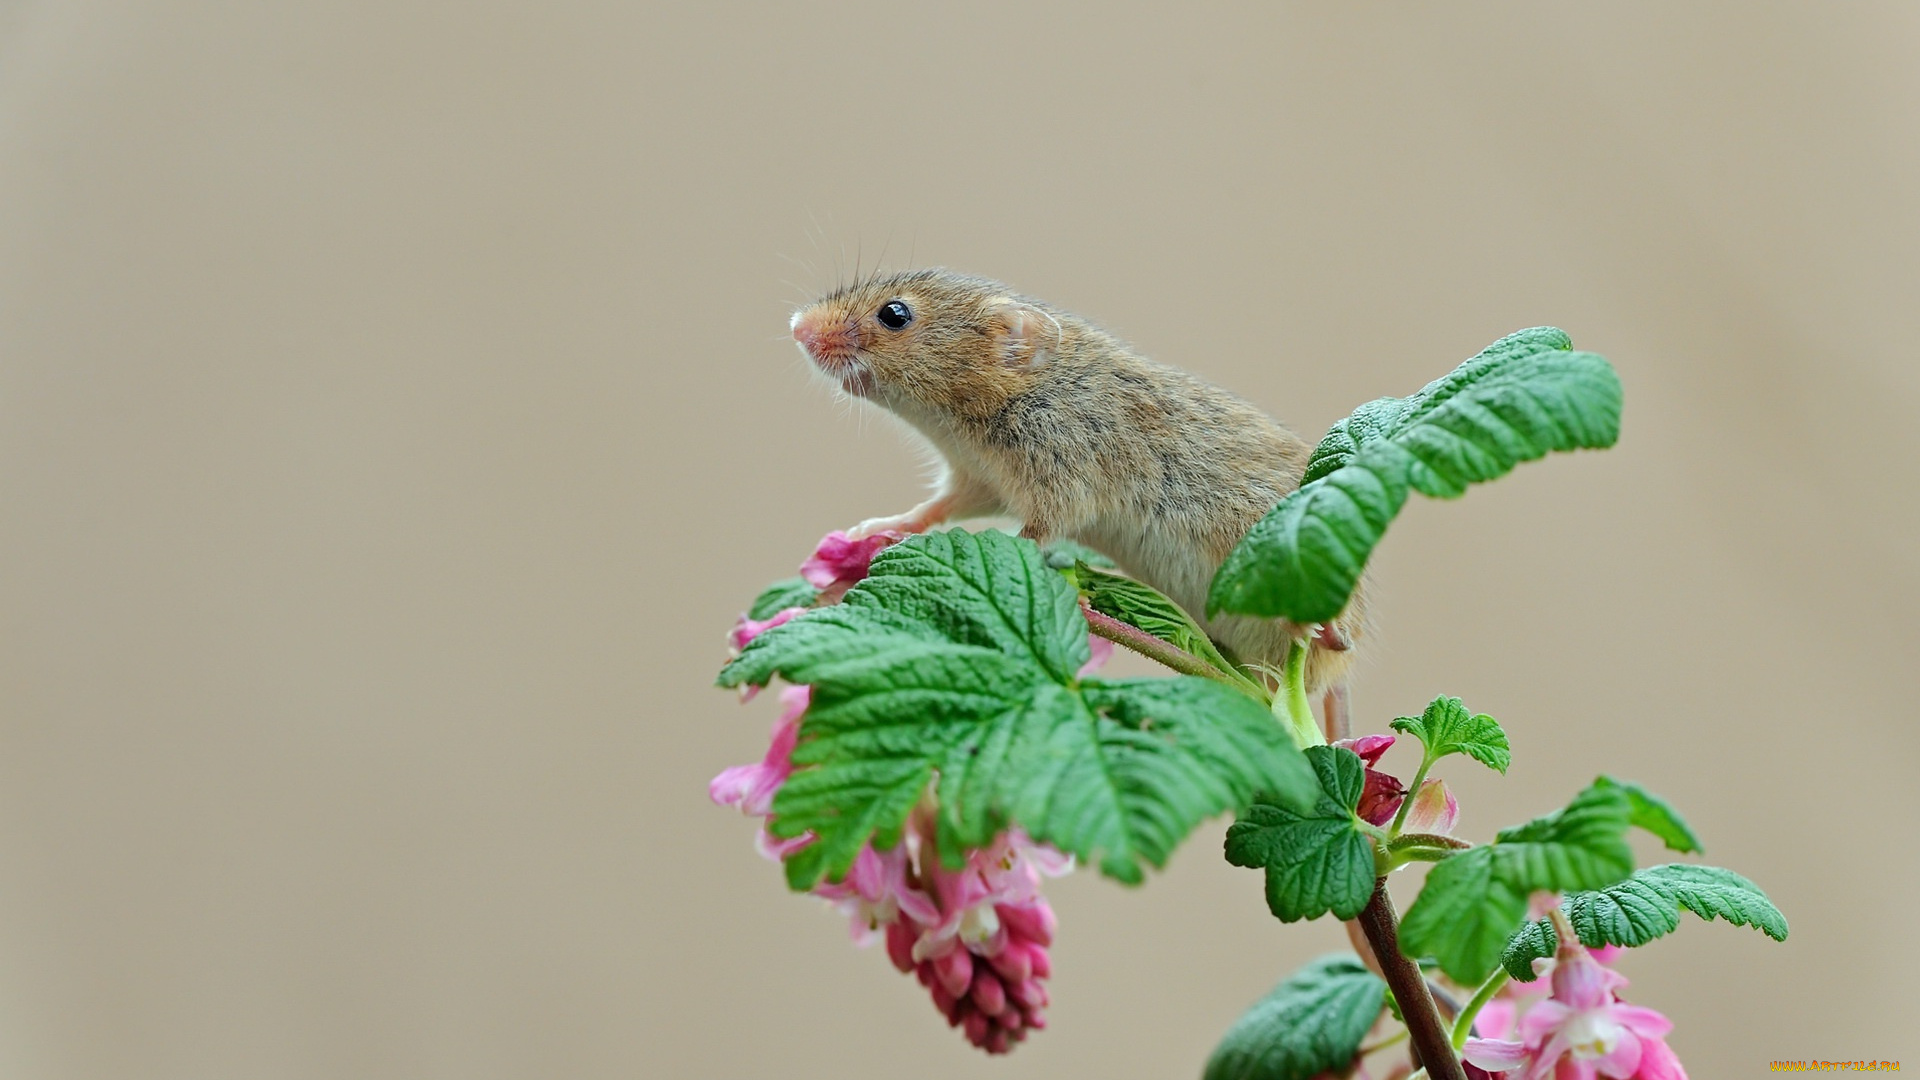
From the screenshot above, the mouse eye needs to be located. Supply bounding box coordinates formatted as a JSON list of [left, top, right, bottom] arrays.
[[875, 300, 914, 330]]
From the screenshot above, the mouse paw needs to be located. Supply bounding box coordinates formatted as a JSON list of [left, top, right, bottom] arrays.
[[848, 494, 955, 540], [846, 514, 917, 542]]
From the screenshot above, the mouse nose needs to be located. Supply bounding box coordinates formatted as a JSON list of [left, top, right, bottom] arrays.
[[791, 310, 852, 362]]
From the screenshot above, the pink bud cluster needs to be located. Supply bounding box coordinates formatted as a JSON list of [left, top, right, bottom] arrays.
[[712, 699, 1072, 1053], [712, 529, 1084, 1053], [1334, 733, 1459, 833], [880, 830, 1069, 1053], [1338, 734, 1407, 825]]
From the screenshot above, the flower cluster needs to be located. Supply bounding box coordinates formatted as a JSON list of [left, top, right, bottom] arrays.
[[1463, 913, 1688, 1080], [710, 530, 1083, 1053], [876, 827, 1068, 1053]]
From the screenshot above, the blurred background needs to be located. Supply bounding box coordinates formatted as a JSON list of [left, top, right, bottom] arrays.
[[2, 2, 1915, 1077]]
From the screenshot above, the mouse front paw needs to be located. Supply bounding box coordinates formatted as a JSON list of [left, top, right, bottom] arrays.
[[846, 514, 917, 542], [847, 493, 957, 540]]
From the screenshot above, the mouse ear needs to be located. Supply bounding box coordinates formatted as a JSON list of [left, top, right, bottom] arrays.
[[989, 299, 1062, 370]]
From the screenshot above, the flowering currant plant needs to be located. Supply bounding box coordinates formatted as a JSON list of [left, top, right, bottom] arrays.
[[709, 329, 1785, 1077]]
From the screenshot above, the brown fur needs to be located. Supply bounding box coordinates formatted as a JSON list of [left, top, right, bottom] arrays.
[[790, 268, 1367, 693]]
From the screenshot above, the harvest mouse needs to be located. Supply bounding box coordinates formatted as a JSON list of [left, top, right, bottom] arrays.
[[788, 268, 1367, 705]]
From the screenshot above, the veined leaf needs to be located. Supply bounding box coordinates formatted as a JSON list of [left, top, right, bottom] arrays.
[[1062, 560, 1257, 689], [1204, 955, 1385, 1080], [1399, 780, 1633, 983], [1224, 746, 1377, 922], [1501, 863, 1788, 979], [1209, 328, 1622, 623], [718, 529, 1318, 889], [1208, 448, 1410, 623], [1389, 696, 1511, 774], [1500, 920, 1557, 982]]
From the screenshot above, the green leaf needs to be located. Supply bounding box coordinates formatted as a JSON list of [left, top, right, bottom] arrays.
[[1563, 880, 1678, 953], [1061, 678, 1320, 878], [1501, 863, 1788, 979], [1389, 696, 1511, 773], [847, 529, 1090, 684], [1399, 780, 1633, 983], [1224, 746, 1377, 922], [1299, 394, 1415, 487], [718, 529, 1317, 889], [1653, 863, 1787, 937], [746, 576, 819, 621], [1209, 328, 1623, 623], [1062, 561, 1254, 687], [1207, 449, 1411, 624], [1595, 775, 1703, 854], [1041, 537, 1116, 569], [1203, 954, 1386, 1080], [1395, 848, 1517, 986], [1300, 328, 1580, 488], [1500, 919, 1558, 981]]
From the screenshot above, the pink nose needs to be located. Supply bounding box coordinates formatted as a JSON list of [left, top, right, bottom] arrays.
[[791, 311, 852, 360], [792, 318, 821, 352]]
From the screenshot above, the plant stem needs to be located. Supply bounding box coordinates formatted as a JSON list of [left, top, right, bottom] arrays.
[[1079, 603, 1262, 697], [1277, 637, 1322, 747], [1381, 844, 1459, 871], [1356, 877, 1467, 1080], [1451, 968, 1510, 1049], [1387, 752, 1435, 838]]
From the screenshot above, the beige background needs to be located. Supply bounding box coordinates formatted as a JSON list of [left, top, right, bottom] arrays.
[[2, 2, 1915, 1077]]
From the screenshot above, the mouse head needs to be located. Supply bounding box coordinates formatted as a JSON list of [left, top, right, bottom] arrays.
[[790, 269, 1061, 420]]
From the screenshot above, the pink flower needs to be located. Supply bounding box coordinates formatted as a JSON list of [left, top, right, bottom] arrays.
[[1334, 734, 1407, 826], [909, 830, 1070, 962], [1340, 733, 1396, 764], [814, 841, 940, 945], [1327, 735, 1456, 835], [1473, 995, 1523, 1043], [727, 607, 804, 702], [1080, 632, 1115, 677], [1400, 778, 1459, 835], [1586, 944, 1625, 967], [1464, 918, 1688, 1080], [728, 607, 803, 653], [1630, 1036, 1689, 1080], [800, 530, 903, 590], [884, 830, 1070, 1054], [708, 685, 809, 817]]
